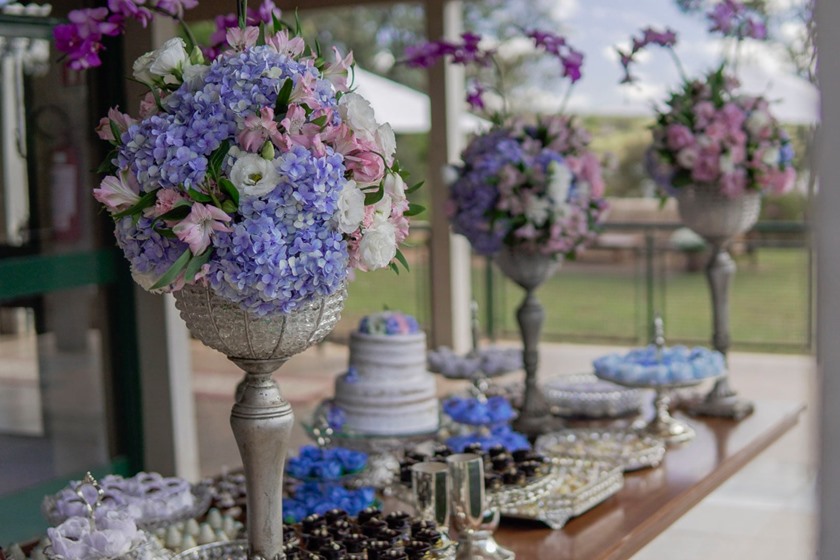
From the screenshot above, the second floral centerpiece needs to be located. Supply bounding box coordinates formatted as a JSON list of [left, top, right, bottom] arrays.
[[406, 30, 608, 436]]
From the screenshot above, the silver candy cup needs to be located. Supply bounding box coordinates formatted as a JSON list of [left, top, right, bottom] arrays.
[[446, 454, 514, 560], [411, 462, 450, 529]]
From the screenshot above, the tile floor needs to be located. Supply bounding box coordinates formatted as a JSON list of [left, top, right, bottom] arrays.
[[191, 340, 817, 559]]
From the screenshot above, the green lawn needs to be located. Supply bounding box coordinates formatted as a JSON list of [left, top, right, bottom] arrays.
[[341, 247, 811, 353]]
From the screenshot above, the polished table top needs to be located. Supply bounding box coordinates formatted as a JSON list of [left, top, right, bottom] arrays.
[[493, 400, 804, 560]]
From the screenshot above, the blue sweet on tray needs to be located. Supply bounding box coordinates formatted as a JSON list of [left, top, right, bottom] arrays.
[[283, 483, 376, 524], [593, 345, 726, 385], [446, 424, 531, 453], [287, 446, 368, 481], [442, 395, 515, 426]]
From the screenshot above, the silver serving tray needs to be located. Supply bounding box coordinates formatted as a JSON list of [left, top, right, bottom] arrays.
[[495, 458, 624, 530], [535, 428, 666, 472], [542, 374, 644, 418], [175, 538, 457, 560]]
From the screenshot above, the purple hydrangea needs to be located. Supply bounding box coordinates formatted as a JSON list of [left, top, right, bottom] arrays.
[[114, 216, 186, 280]]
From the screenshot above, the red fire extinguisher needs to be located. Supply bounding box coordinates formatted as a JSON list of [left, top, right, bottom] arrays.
[[50, 145, 82, 243]]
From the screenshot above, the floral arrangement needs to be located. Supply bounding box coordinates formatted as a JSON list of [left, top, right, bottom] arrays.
[[427, 345, 521, 378], [357, 310, 420, 335], [47, 509, 146, 560], [287, 445, 367, 481], [405, 31, 607, 259], [442, 395, 514, 426], [618, 1, 796, 198], [62, 0, 420, 316], [594, 345, 725, 385], [282, 483, 376, 524], [446, 425, 530, 454]]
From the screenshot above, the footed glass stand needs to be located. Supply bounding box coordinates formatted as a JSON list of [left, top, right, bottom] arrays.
[[594, 375, 723, 445]]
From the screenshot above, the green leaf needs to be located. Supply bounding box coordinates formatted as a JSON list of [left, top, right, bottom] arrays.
[[272, 12, 285, 33], [364, 187, 384, 206], [221, 200, 237, 214], [187, 187, 213, 203], [274, 78, 294, 114], [207, 140, 231, 181], [109, 120, 123, 145], [113, 189, 158, 219], [149, 248, 191, 291], [405, 203, 426, 217], [395, 249, 410, 272], [156, 202, 192, 222], [219, 178, 240, 206], [311, 115, 328, 128], [388, 262, 399, 275], [156, 227, 177, 238], [405, 181, 424, 194], [184, 248, 212, 282], [294, 9, 302, 36]]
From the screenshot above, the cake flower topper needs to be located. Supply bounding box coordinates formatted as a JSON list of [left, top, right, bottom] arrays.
[[617, 0, 796, 199], [55, 0, 424, 316], [404, 30, 607, 259]]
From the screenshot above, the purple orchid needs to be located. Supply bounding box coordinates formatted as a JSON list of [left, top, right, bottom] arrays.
[[707, 0, 768, 40]]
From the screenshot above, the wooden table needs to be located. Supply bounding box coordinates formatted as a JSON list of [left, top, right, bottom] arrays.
[[493, 400, 804, 560]]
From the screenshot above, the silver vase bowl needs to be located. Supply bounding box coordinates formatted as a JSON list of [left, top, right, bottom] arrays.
[[493, 247, 561, 290], [173, 282, 347, 361], [676, 187, 761, 242]]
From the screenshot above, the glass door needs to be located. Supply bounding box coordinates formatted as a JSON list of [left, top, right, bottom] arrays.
[[0, 14, 142, 545]]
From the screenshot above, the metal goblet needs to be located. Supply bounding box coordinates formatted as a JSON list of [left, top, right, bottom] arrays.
[[411, 462, 450, 530]]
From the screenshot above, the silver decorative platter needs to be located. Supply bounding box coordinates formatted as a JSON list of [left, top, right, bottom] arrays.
[[175, 539, 457, 560], [496, 458, 624, 530], [535, 428, 666, 472], [45, 537, 172, 560], [593, 370, 724, 390], [542, 374, 645, 418], [42, 483, 212, 531]]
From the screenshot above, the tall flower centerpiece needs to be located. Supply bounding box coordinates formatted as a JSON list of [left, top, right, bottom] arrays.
[[618, 1, 796, 418], [61, 2, 418, 558], [405, 32, 608, 437]]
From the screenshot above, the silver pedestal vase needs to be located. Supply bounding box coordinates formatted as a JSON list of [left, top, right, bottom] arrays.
[[494, 248, 562, 437], [676, 187, 760, 419], [174, 283, 347, 560]]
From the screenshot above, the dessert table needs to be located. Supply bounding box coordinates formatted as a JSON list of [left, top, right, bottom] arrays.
[[492, 400, 804, 559]]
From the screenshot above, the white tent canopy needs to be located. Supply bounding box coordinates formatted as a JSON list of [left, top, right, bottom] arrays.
[[352, 67, 489, 134]]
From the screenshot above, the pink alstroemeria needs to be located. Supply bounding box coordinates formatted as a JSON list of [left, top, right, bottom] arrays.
[[93, 173, 141, 213], [149, 189, 188, 218], [95, 106, 137, 142], [289, 73, 318, 107], [239, 106, 285, 152], [322, 46, 354, 91], [226, 26, 260, 51], [265, 29, 305, 58], [173, 203, 232, 255]]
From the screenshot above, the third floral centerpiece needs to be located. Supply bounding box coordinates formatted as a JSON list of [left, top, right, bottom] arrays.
[[405, 30, 608, 437]]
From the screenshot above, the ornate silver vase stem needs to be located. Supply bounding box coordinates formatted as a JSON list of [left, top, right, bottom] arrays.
[[494, 249, 562, 437], [229, 358, 292, 560], [174, 283, 347, 560], [676, 188, 759, 419]]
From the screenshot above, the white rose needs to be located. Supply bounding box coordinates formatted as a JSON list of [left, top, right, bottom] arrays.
[[524, 196, 552, 227], [547, 160, 572, 206], [149, 38, 189, 83], [132, 50, 156, 84], [746, 109, 771, 136], [337, 180, 365, 234], [719, 153, 735, 174], [374, 123, 396, 162], [372, 192, 393, 225], [676, 146, 699, 168], [182, 64, 209, 91], [761, 147, 780, 167], [359, 221, 397, 270], [338, 92, 378, 141], [383, 173, 406, 202], [230, 154, 280, 198]]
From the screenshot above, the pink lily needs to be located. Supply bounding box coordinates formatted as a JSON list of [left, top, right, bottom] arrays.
[[322, 46, 354, 91], [173, 203, 232, 255], [93, 172, 141, 213], [226, 26, 260, 51], [239, 106, 285, 152], [265, 29, 305, 57]]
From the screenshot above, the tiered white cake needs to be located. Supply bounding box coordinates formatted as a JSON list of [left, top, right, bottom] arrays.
[[334, 312, 439, 436]]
